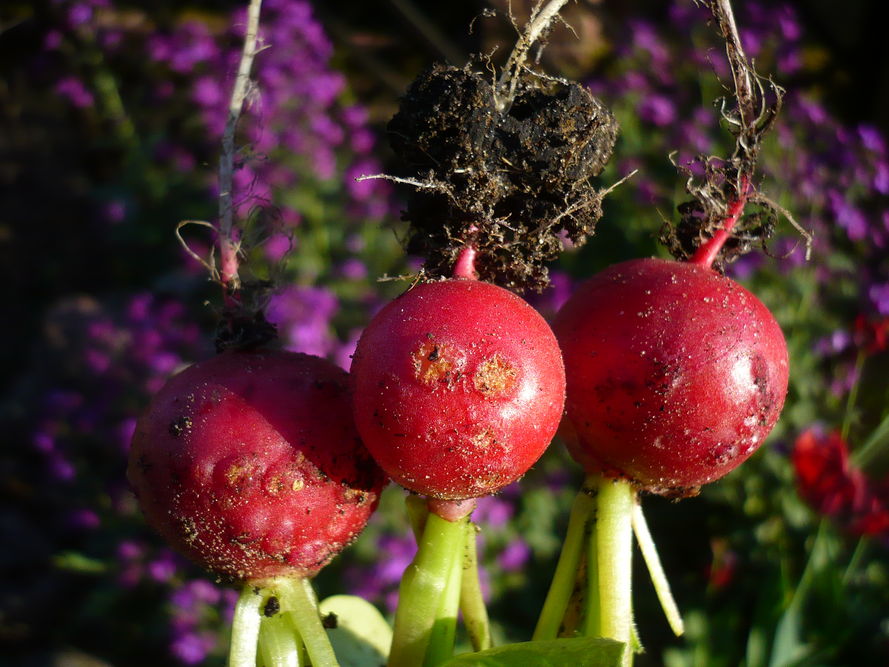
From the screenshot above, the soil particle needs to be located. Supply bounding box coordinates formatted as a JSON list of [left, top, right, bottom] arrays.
[[168, 416, 193, 437]]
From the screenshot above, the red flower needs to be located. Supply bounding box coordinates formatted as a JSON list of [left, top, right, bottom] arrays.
[[854, 315, 889, 355], [792, 429, 889, 537]]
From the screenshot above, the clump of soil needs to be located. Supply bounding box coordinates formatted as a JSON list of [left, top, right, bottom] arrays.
[[388, 64, 619, 291]]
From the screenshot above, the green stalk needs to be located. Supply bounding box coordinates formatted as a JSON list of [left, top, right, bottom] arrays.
[[533, 479, 597, 640], [389, 512, 468, 667], [594, 478, 635, 666], [406, 493, 430, 540], [842, 536, 869, 585], [229, 585, 265, 667], [460, 521, 492, 651], [259, 613, 303, 667], [559, 549, 588, 638], [424, 520, 467, 666], [581, 513, 600, 639], [852, 410, 889, 469], [277, 578, 338, 667], [841, 350, 866, 441], [631, 502, 684, 636]]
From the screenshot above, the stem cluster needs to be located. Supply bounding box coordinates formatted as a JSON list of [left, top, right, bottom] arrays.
[[389, 497, 492, 667], [534, 476, 684, 666], [229, 577, 337, 667]]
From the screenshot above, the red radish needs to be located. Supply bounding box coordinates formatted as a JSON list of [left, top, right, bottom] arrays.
[[127, 349, 386, 583], [350, 278, 565, 501], [553, 257, 788, 494]]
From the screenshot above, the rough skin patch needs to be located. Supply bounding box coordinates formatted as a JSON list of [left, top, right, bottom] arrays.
[[470, 428, 497, 449], [473, 354, 517, 397], [411, 339, 460, 387]]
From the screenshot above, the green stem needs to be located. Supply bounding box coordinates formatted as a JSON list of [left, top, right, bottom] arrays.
[[851, 410, 889, 469], [581, 511, 600, 639], [533, 478, 597, 640], [841, 350, 866, 441], [406, 494, 430, 540], [278, 578, 338, 667], [842, 536, 869, 585], [559, 549, 589, 638], [389, 512, 468, 667], [259, 612, 303, 667], [460, 521, 492, 651], [424, 521, 467, 666], [229, 585, 265, 667], [594, 478, 636, 666], [631, 502, 684, 636]]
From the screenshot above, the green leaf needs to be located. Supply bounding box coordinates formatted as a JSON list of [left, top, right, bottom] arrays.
[[441, 637, 625, 667], [318, 594, 392, 667], [52, 551, 107, 574]]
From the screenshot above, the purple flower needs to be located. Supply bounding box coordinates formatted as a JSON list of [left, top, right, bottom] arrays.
[[828, 191, 868, 241], [33, 432, 55, 453], [67, 3, 95, 28], [474, 495, 514, 528], [873, 162, 889, 195], [869, 283, 889, 316], [345, 532, 416, 611], [630, 20, 669, 65], [339, 258, 367, 280], [815, 329, 852, 356], [170, 631, 215, 665], [638, 94, 677, 127], [192, 76, 223, 107], [55, 77, 94, 108], [102, 199, 127, 223], [266, 286, 338, 357], [66, 508, 101, 531], [777, 9, 802, 41], [498, 538, 531, 572], [48, 451, 76, 481], [148, 551, 178, 583], [859, 125, 887, 155], [264, 233, 294, 262], [44, 30, 63, 50]]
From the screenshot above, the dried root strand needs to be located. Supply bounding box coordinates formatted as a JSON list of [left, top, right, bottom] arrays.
[[665, 0, 809, 268]]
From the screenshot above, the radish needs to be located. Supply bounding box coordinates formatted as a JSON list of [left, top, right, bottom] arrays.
[[350, 277, 566, 501], [532, 3, 803, 662], [553, 256, 788, 494], [128, 349, 386, 667], [350, 267, 565, 667], [538, 255, 788, 662]]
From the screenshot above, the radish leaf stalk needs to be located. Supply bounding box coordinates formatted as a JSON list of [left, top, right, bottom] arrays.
[[425, 525, 467, 667], [533, 480, 597, 641], [460, 520, 492, 652], [259, 612, 302, 667], [229, 585, 265, 667], [389, 513, 470, 667], [632, 503, 684, 637], [279, 578, 339, 667], [581, 529, 600, 641], [592, 479, 635, 665]]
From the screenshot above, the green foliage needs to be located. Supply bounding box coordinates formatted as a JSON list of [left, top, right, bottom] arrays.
[[442, 637, 625, 667]]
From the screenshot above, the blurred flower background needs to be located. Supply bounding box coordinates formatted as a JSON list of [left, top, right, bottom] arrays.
[[1, 0, 887, 665]]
